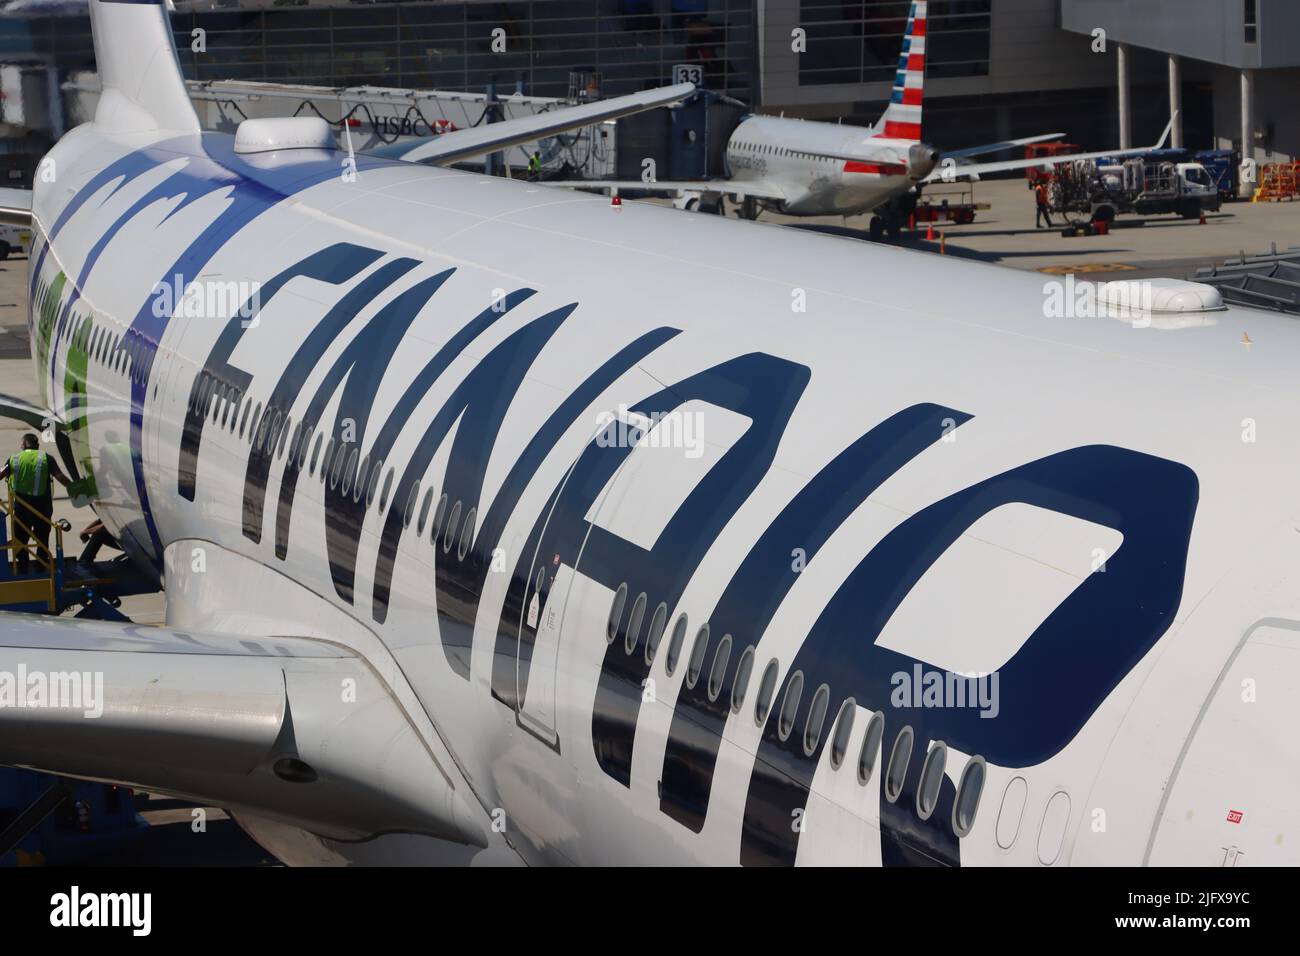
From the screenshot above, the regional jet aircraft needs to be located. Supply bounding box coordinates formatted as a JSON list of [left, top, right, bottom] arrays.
[[0, 0, 1294, 867], [548, 1, 1172, 241]]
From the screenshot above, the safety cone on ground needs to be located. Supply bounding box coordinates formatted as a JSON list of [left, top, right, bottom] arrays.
[[926, 219, 935, 241], [1199, 210, 1206, 225], [611, 190, 622, 209]]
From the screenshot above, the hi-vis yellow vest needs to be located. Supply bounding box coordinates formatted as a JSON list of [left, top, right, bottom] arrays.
[[7, 449, 50, 497]]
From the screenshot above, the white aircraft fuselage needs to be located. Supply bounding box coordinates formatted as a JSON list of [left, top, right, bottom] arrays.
[[724, 114, 928, 217], [22, 110, 1300, 867]]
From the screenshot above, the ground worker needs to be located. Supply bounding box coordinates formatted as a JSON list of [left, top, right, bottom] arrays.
[[528, 151, 542, 181], [0, 434, 71, 575], [1034, 179, 1053, 228]]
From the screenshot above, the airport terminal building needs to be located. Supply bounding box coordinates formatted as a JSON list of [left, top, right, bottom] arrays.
[[0, 0, 1296, 179]]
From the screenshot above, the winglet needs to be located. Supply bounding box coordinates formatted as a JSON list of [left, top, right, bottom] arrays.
[[1154, 110, 1179, 150]]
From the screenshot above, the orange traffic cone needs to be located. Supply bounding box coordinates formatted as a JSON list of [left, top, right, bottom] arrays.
[[1199, 211, 1206, 225], [926, 219, 935, 241]]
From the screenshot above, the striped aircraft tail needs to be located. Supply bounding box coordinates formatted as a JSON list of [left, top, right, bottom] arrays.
[[876, 0, 926, 141]]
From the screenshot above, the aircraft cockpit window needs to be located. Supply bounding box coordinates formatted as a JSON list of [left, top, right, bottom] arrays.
[[685, 624, 710, 689], [916, 741, 947, 820], [755, 658, 779, 726], [624, 592, 648, 654], [829, 698, 856, 770], [803, 683, 830, 756], [777, 669, 804, 741], [731, 645, 755, 714], [707, 633, 732, 701], [644, 602, 669, 666], [857, 711, 884, 785], [884, 726, 914, 803], [952, 756, 986, 838], [664, 614, 689, 675], [607, 583, 629, 643]]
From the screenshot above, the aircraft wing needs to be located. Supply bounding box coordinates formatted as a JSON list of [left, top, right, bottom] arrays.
[[0, 187, 32, 226], [925, 115, 1177, 183], [545, 179, 790, 202], [0, 392, 51, 432], [941, 133, 1065, 161], [0, 613, 489, 847], [373, 83, 695, 165]]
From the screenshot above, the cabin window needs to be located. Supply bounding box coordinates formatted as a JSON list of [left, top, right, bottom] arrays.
[[248, 402, 262, 442], [607, 583, 629, 643], [916, 741, 947, 820], [458, 507, 476, 561], [309, 432, 323, 475], [341, 449, 358, 494], [685, 624, 710, 689], [707, 633, 732, 702], [277, 417, 292, 459], [777, 670, 804, 741], [857, 711, 885, 785], [365, 459, 382, 508], [829, 698, 856, 770], [803, 683, 830, 756], [731, 645, 755, 714], [442, 500, 462, 551], [664, 614, 688, 675], [624, 592, 647, 654], [416, 487, 434, 534], [755, 658, 779, 726], [378, 468, 394, 512], [644, 602, 668, 666], [953, 756, 986, 837], [431, 493, 447, 542], [403, 483, 420, 528], [884, 726, 914, 803], [353, 455, 369, 502]]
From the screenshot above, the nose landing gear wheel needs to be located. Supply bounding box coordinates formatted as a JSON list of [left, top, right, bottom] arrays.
[[868, 216, 885, 242]]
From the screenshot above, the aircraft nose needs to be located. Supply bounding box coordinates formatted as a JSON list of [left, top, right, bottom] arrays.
[[908, 143, 940, 180]]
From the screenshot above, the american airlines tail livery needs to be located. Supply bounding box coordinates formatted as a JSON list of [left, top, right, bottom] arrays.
[[0, 0, 1296, 867]]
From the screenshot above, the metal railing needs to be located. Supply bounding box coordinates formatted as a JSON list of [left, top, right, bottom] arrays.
[[1, 488, 70, 613]]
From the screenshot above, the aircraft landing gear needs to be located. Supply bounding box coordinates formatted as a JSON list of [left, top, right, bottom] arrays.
[[739, 196, 759, 221], [868, 213, 903, 242]]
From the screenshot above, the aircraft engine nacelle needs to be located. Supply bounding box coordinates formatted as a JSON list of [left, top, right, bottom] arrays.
[[908, 143, 940, 181]]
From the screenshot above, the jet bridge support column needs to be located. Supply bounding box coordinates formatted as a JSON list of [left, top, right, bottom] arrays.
[[1116, 43, 1131, 150], [1168, 54, 1182, 149], [1239, 68, 1256, 199]]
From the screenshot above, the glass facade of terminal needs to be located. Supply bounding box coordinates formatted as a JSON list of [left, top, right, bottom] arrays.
[[0, 1, 758, 101], [797, 0, 991, 86]]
